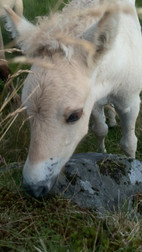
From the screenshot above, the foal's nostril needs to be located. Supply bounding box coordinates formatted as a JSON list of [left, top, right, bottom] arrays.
[[40, 186, 48, 197], [23, 176, 58, 198], [23, 182, 49, 198]]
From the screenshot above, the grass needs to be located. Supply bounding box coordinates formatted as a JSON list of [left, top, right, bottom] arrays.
[[0, 166, 142, 251], [0, 0, 142, 251]]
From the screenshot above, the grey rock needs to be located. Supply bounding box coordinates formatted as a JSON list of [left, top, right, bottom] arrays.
[[52, 153, 142, 213]]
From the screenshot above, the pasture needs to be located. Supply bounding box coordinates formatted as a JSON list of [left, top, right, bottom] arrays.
[[0, 0, 142, 251]]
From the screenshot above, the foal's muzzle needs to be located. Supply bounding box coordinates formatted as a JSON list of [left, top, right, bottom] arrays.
[[23, 176, 57, 198]]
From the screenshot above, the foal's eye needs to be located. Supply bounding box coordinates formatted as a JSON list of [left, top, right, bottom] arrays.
[[66, 109, 83, 123]]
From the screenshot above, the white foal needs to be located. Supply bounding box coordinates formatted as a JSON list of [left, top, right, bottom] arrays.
[[3, 0, 142, 197]]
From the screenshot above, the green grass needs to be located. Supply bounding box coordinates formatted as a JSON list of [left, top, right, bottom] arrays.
[[0, 0, 142, 251], [23, 0, 70, 20]]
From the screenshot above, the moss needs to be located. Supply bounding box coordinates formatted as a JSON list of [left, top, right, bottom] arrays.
[[97, 158, 126, 184]]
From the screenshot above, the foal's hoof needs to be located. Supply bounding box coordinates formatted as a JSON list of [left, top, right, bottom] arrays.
[[120, 144, 135, 159], [109, 121, 117, 128]]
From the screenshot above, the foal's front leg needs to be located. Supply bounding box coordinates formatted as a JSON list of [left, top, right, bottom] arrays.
[[115, 96, 140, 158], [107, 104, 117, 127], [91, 104, 108, 153]]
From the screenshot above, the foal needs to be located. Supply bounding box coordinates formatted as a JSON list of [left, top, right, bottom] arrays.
[[4, 0, 142, 197]]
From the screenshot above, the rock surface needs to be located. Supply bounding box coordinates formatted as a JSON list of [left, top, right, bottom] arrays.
[[52, 153, 142, 213]]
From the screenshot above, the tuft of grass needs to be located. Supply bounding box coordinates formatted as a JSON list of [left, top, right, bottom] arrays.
[[0, 68, 31, 164]]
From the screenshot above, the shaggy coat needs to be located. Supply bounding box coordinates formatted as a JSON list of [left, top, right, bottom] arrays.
[[4, 0, 142, 197]]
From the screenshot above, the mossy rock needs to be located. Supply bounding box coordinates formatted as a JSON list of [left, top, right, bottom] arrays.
[[53, 153, 142, 213]]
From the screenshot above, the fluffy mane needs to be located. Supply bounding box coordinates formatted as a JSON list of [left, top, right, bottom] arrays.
[[5, 0, 135, 61]]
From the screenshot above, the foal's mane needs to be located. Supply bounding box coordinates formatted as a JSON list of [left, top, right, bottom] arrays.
[[16, 0, 134, 63]]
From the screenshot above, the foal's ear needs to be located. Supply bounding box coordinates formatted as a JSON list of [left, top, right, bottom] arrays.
[[4, 6, 37, 52], [82, 8, 119, 65]]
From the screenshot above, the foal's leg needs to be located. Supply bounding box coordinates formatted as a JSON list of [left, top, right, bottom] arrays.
[[115, 96, 140, 158], [91, 104, 108, 153], [107, 104, 117, 127]]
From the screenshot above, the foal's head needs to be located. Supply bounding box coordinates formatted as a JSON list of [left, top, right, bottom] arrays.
[[22, 57, 92, 197], [4, 1, 133, 197]]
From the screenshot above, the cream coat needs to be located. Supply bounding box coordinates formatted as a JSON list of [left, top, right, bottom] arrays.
[[4, 0, 142, 197]]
